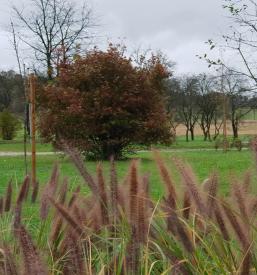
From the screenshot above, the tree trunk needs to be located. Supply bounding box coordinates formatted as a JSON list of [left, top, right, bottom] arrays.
[[206, 126, 211, 141], [213, 119, 222, 140], [47, 56, 53, 80], [232, 120, 238, 138], [170, 124, 177, 142], [186, 129, 189, 142], [190, 128, 194, 141], [200, 122, 207, 141], [203, 132, 207, 141], [207, 131, 211, 141]]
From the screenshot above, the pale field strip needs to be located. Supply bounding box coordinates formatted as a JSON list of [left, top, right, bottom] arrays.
[[176, 120, 257, 136]]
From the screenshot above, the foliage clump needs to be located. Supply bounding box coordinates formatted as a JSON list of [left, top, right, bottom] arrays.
[[38, 45, 172, 159], [0, 110, 20, 140]]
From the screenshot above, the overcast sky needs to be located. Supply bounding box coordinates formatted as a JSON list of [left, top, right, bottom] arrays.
[[0, 0, 230, 74]]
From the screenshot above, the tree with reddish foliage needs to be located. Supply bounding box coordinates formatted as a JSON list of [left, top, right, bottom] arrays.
[[38, 45, 172, 159]]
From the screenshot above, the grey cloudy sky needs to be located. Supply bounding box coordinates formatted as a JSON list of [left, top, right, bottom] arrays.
[[0, 0, 229, 74]]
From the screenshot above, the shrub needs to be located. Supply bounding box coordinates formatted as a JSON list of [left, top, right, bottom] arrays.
[[230, 138, 243, 151], [0, 110, 20, 140], [1, 145, 257, 274], [214, 137, 230, 151], [38, 45, 172, 159]]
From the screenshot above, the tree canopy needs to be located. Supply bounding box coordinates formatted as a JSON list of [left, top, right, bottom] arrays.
[[38, 45, 172, 159]]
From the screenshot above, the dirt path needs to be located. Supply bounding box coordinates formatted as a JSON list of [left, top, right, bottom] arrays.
[[0, 147, 249, 157], [0, 152, 58, 156]]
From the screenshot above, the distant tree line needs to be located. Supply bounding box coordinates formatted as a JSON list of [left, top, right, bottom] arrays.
[[165, 70, 257, 141], [0, 65, 257, 144], [0, 70, 24, 115], [0, 66, 257, 147], [0, 71, 24, 140]]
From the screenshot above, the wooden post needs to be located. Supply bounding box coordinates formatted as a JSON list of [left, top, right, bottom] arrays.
[[30, 74, 36, 186]]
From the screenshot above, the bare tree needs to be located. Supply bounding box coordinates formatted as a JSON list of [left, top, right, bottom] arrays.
[[223, 69, 255, 138], [213, 107, 223, 140], [13, 0, 95, 79], [165, 78, 182, 140], [223, 0, 257, 84], [197, 74, 222, 141], [204, 0, 257, 89], [177, 76, 200, 141]]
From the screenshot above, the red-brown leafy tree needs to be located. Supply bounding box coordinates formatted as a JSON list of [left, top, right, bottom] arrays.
[[38, 45, 172, 159]]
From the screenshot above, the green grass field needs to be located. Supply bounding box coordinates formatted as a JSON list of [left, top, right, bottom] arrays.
[[0, 141, 53, 152], [0, 133, 255, 205], [0, 138, 256, 273], [0, 134, 253, 152], [0, 149, 254, 199]]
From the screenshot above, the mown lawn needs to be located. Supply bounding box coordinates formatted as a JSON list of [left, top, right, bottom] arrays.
[[0, 134, 253, 152], [0, 141, 53, 152], [0, 149, 256, 273], [0, 149, 254, 200], [166, 134, 254, 149]]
